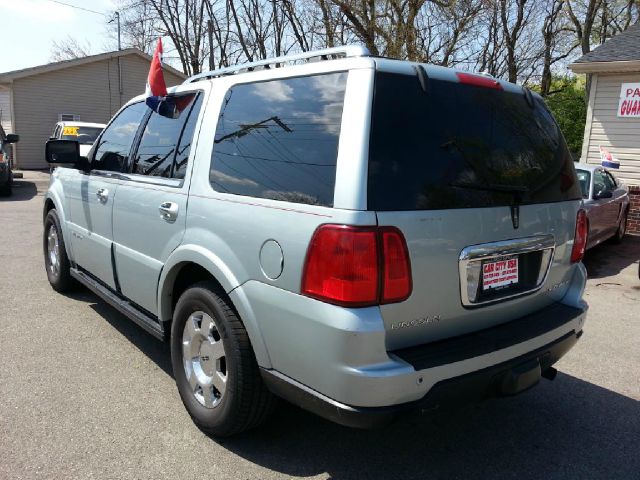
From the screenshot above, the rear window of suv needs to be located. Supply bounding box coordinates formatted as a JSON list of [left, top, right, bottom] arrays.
[[368, 71, 582, 211]]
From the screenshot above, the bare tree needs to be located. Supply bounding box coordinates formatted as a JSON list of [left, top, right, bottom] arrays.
[[499, 0, 533, 83], [105, 0, 638, 92], [540, 0, 577, 96], [565, 0, 603, 55], [50, 36, 92, 62]]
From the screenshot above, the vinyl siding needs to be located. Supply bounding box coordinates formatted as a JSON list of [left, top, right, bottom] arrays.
[[583, 72, 640, 186], [0, 87, 12, 133], [11, 54, 184, 169]]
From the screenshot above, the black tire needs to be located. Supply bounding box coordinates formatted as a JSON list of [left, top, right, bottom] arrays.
[[612, 209, 628, 244], [0, 181, 11, 196], [43, 209, 73, 292], [171, 281, 276, 437]]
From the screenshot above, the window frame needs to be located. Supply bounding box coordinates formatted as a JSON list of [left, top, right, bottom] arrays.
[[603, 170, 618, 190], [122, 90, 203, 188], [207, 71, 349, 207]]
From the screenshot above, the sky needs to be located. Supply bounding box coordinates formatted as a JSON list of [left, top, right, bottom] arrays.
[[0, 0, 119, 73]]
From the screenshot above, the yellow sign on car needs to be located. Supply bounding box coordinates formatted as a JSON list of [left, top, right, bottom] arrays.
[[62, 126, 79, 136]]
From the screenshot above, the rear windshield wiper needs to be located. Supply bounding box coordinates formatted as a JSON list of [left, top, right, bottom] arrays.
[[449, 182, 529, 203], [449, 182, 529, 194]]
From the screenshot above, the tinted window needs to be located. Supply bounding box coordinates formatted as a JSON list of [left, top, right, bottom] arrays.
[[368, 72, 582, 211], [209, 72, 347, 206], [576, 169, 591, 199], [132, 93, 200, 178], [93, 102, 147, 172]]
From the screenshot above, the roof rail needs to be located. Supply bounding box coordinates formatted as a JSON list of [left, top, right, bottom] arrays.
[[183, 45, 370, 84]]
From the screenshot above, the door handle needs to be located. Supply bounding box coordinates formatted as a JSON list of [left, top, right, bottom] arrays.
[[96, 188, 109, 203], [159, 201, 179, 222]]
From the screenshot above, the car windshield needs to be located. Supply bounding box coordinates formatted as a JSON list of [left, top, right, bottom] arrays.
[[575, 169, 591, 199], [61, 126, 103, 144]]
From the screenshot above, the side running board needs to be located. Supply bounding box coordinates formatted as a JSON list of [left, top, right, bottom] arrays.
[[70, 268, 165, 340]]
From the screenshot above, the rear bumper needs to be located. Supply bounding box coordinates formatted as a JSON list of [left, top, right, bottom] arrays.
[[260, 301, 586, 428]]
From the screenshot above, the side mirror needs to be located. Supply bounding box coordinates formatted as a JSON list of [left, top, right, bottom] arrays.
[[4, 134, 19, 144], [594, 190, 613, 200], [46, 140, 80, 165]]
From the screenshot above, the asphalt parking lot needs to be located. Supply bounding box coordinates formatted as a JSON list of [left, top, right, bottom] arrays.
[[1, 171, 638, 480]]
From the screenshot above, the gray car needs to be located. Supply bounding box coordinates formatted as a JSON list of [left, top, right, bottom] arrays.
[[574, 163, 629, 249], [42, 46, 589, 437]]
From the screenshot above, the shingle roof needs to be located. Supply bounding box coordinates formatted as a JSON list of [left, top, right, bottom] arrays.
[[575, 22, 640, 63]]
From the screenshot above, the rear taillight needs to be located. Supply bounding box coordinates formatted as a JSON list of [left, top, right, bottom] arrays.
[[0, 153, 5, 164], [571, 210, 588, 263], [301, 225, 412, 307]]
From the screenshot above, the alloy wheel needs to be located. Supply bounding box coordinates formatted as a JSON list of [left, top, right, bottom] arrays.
[[182, 311, 227, 408], [47, 225, 60, 276]]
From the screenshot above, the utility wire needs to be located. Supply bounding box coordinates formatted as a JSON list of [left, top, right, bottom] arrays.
[[44, 0, 106, 16], [44, 0, 149, 17]]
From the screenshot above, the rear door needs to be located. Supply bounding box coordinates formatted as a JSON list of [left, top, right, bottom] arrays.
[[368, 70, 583, 350], [111, 91, 204, 315]]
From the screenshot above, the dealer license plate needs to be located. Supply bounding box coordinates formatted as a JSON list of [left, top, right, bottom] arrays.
[[482, 257, 519, 290]]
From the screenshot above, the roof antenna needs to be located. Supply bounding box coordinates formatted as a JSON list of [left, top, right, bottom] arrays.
[[413, 65, 429, 93]]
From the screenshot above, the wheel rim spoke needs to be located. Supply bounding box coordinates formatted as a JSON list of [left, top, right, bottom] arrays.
[[183, 337, 200, 361], [184, 314, 199, 340], [199, 314, 213, 338], [210, 340, 224, 361], [212, 371, 226, 396], [187, 368, 198, 391], [201, 386, 215, 407]]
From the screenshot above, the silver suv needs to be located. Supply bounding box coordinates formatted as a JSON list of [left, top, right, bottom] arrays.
[[43, 46, 588, 436]]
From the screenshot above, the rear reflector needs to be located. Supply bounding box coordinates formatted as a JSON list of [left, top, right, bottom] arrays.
[[571, 210, 588, 263], [380, 227, 412, 303], [301, 225, 412, 307], [456, 72, 502, 90]]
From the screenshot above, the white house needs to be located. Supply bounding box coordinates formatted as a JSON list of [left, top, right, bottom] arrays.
[[570, 22, 640, 234]]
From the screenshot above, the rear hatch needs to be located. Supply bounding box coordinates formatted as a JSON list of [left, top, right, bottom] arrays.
[[368, 69, 583, 350]]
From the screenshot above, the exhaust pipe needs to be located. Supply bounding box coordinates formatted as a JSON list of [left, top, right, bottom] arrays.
[[541, 367, 558, 381]]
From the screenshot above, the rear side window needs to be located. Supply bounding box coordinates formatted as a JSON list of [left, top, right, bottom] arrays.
[[93, 102, 147, 172], [132, 93, 202, 178], [368, 72, 582, 211], [209, 72, 348, 206]]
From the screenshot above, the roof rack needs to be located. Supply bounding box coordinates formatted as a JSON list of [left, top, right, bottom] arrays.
[[183, 45, 371, 84]]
